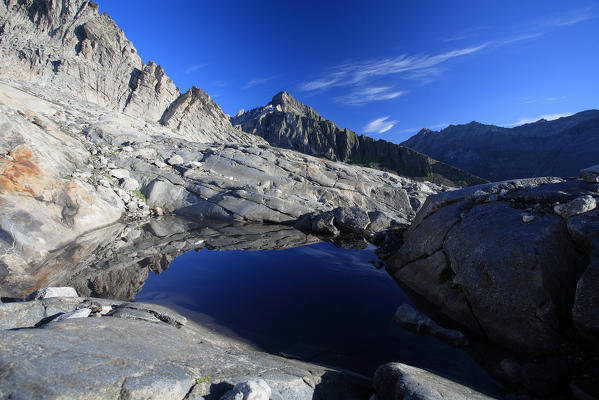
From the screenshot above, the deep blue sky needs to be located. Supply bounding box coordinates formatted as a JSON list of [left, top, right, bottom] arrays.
[[98, 1, 599, 142]]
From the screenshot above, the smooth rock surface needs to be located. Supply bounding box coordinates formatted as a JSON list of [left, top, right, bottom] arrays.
[[49, 307, 91, 323], [27, 286, 78, 300], [387, 178, 596, 354], [0, 297, 372, 400], [373, 363, 494, 400]]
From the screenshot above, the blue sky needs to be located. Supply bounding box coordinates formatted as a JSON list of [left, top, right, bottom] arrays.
[[98, 1, 599, 142]]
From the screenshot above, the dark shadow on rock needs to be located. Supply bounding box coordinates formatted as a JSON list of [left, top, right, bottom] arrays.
[[313, 370, 372, 400], [203, 381, 234, 400]]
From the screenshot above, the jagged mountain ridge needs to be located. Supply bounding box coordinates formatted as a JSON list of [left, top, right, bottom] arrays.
[[401, 110, 599, 181], [232, 91, 486, 186], [0, 0, 259, 145]]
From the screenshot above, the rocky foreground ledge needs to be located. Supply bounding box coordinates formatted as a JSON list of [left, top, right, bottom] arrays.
[[0, 288, 498, 400], [0, 289, 372, 400]]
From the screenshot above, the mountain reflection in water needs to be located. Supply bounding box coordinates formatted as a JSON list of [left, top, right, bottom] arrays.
[[1, 216, 497, 395]]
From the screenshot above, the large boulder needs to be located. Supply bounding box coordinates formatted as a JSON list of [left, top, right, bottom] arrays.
[[568, 209, 599, 348], [387, 178, 598, 354]]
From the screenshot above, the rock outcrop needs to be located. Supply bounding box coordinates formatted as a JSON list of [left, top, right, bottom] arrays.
[[0, 295, 372, 399], [0, 0, 260, 144], [160, 86, 261, 145], [0, 82, 124, 275], [387, 177, 598, 353], [232, 92, 486, 187], [402, 110, 599, 181], [386, 176, 599, 396]]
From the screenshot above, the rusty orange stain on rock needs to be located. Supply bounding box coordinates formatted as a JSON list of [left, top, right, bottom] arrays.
[[0, 144, 44, 196]]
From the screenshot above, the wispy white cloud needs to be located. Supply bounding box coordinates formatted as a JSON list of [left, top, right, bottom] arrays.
[[334, 86, 406, 105], [300, 43, 490, 93], [185, 63, 208, 74], [504, 112, 573, 127], [501, 32, 545, 45], [520, 96, 567, 105], [363, 116, 399, 134], [543, 7, 596, 28], [441, 26, 490, 43], [498, 7, 597, 47], [544, 96, 567, 103], [300, 7, 595, 106], [243, 77, 274, 89]]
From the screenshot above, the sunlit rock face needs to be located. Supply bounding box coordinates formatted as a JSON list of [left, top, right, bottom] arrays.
[[0, 0, 260, 144], [232, 91, 486, 187]]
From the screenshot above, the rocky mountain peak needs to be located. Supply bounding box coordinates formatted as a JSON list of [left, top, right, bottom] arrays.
[[0, 0, 260, 145], [268, 91, 323, 121], [232, 93, 486, 186]]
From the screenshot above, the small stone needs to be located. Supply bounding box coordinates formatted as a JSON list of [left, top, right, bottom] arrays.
[[311, 212, 339, 236], [120, 177, 140, 191], [126, 201, 138, 211], [185, 161, 203, 168], [522, 214, 535, 223], [220, 379, 271, 400], [554, 195, 596, 218], [99, 306, 112, 315], [27, 287, 78, 300], [107, 307, 161, 323], [394, 304, 468, 347], [51, 308, 92, 323], [98, 179, 110, 188], [131, 147, 156, 160], [153, 207, 164, 216], [153, 160, 167, 168], [166, 155, 184, 166], [109, 168, 130, 179], [121, 146, 133, 152]]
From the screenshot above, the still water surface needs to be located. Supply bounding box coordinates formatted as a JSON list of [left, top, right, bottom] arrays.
[[136, 241, 496, 392]]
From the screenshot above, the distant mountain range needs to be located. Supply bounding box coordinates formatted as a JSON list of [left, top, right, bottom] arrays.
[[232, 92, 486, 186], [401, 110, 599, 181]]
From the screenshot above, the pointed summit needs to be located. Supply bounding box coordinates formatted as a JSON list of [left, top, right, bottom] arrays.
[[268, 91, 323, 121]]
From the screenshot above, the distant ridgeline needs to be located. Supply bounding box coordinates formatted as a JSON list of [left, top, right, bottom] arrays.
[[232, 92, 486, 187], [401, 110, 599, 181]]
